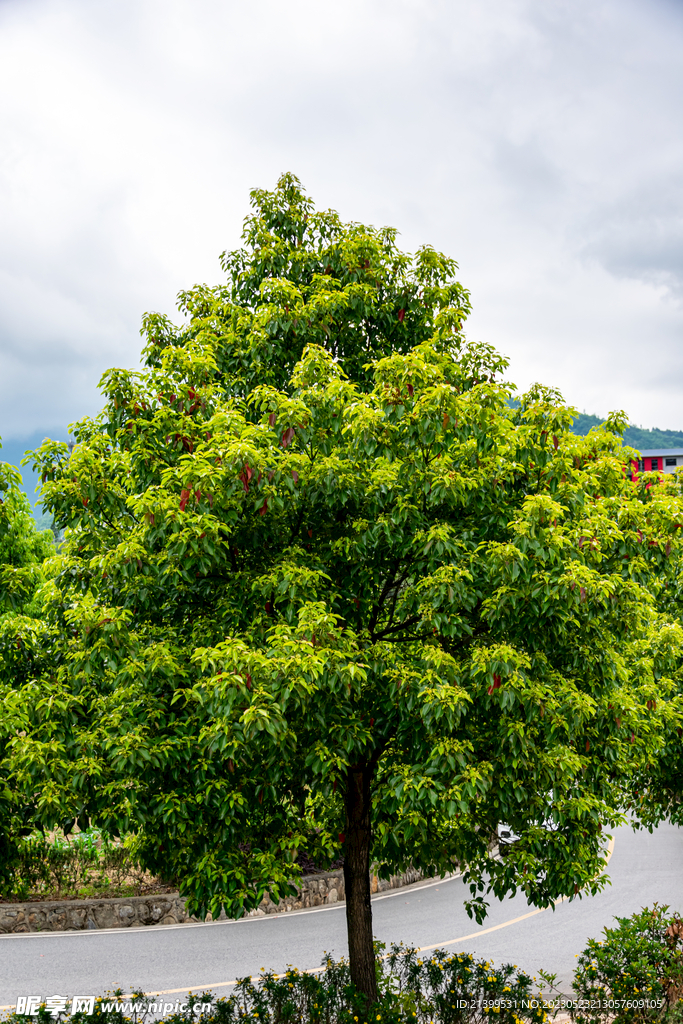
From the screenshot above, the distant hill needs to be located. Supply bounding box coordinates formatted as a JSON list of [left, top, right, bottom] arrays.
[[571, 413, 683, 450]]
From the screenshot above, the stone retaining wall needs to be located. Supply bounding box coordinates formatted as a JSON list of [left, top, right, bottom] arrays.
[[246, 866, 423, 917], [0, 867, 426, 934], [0, 893, 188, 934]]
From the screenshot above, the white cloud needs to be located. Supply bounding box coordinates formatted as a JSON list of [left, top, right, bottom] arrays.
[[1, 0, 682, 438]]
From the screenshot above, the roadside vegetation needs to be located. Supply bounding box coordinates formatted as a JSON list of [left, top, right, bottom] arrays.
[[0, 828, 170, 902]]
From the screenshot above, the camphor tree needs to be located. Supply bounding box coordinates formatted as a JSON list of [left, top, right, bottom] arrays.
[[10, 174, 683, 1001], [0, 450, 53, 619], [0, 446, 54, 882]]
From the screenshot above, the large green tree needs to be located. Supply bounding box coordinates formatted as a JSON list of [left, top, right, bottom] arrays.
[[7, 175, 683, 1001]]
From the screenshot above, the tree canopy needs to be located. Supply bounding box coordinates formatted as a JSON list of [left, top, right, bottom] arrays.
[[0, 446, 54, 883], [4, 174, 683, 1001], [0, 452, 53, 619]]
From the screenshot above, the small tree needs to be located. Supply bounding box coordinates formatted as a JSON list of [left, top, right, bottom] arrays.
[[0, 446, 54, 884], [0, 450, 53, 618], [9, 175, 683, 1002]]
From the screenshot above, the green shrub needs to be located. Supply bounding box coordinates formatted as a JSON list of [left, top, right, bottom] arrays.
[[2, 945, 553, 1024], [572, 905, 683, 1024], [0, 829, 152, 901]]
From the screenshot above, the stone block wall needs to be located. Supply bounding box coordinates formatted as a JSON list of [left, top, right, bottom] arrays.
[[246, 866, 424, 916], [0, 867, 427, 933], [0, 894, 188, 934]]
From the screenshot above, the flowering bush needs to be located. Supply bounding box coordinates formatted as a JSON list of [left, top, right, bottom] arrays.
[[2, 945, 551, 1024], [572, 905, 683, 1024]]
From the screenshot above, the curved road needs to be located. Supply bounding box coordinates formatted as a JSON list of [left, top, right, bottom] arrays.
[[1, 821, 682, 1008]]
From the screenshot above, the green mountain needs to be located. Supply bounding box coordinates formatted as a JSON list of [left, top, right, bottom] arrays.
[[571, 413, 683, 450]]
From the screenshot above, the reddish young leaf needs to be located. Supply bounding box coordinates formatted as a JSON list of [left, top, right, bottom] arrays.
[[179, 488, 190, 511], [397, 308, 405, 322], [238, 464, 252, 492]]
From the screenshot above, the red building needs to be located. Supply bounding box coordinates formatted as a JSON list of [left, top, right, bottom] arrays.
[[630, 448, 683, 476]]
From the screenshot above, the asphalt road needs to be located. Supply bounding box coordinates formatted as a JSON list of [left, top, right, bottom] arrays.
[[2, 820, 682, 1009]]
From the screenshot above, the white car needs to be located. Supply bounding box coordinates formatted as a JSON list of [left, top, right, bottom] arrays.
[[497, 823, 521, 856]]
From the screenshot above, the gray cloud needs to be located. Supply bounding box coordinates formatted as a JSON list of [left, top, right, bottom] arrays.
[[580, 176, 683, 293], [1, 0, 683, 443]]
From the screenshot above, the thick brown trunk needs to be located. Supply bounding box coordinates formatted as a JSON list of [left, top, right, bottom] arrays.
[[343, 765, 377, 1005]]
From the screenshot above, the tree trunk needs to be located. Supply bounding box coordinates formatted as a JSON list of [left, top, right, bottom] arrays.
[[343, 764, 377, 1004]]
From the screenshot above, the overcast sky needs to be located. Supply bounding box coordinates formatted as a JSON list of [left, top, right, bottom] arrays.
[[1, 0, 683, 454]]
